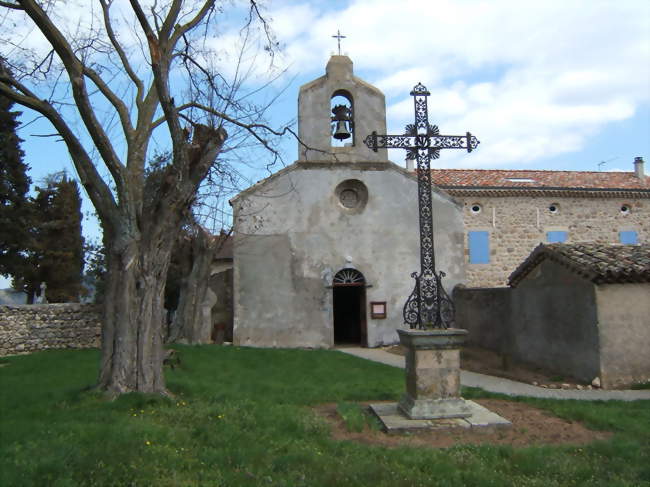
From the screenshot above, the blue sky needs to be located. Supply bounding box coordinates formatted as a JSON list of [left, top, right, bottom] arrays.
[[2, 0, 649, 287]]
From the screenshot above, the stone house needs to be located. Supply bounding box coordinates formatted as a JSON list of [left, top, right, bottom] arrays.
[[507, 243, 650, 388], [230, 56, 465, 348], [430, 160, 649, 287]]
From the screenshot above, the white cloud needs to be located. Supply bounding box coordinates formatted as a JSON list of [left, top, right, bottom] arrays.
[[268, 0, 650, 168], [2, 0, 647, 172]]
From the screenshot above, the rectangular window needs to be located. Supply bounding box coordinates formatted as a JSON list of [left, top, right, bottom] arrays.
[[468, 231, 490, 264], [546, 231, 568, 243], [619, 230, 638, 245]]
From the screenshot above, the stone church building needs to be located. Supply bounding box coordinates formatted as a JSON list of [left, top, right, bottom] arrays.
[[230, 56, 465, 348], [227, 55, 648, 349]]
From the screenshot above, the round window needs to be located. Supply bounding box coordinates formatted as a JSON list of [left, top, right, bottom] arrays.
[[620, 204, 631, 215], [549, 203, 559, 214], [335, 179, 368, 213], [340, 189, 359, 208], [470, 203, 482, 214]]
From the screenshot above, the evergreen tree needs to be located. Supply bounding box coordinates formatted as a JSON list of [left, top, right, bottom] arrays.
[[27, 174, 85, 302], [0, 60, 31, 287], [83, 239, 107, 304]]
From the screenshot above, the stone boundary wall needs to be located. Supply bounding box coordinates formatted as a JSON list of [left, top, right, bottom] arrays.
[[0, 304, 101, 356], [453, 287, 510, 352]]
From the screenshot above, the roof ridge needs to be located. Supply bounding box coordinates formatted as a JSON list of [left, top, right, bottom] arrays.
[[428, 168, 636, 175]]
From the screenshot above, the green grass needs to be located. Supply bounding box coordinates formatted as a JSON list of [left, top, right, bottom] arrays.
[[336, 402, 381, 433], [1, 346, 649, 486]]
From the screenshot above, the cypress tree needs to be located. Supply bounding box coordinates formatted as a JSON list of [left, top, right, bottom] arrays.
[[29, 174, 85, 302], [0, 61, 31, 288]]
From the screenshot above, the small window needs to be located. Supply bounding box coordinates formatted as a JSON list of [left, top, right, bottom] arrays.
[[470, 203, 482, 214], [619, 231, 638, 245], [620, 204, 631, 215], [548, 203, 559, 214], [504, 177, 536, 183], [468, 231, 490, 264], [547, 231, 568, 243]]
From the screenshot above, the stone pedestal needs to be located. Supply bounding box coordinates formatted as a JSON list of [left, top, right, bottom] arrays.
[[397, 328, 471, 420]]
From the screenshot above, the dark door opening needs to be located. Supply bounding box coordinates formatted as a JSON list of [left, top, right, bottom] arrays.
[[332, 268, 367, 346]]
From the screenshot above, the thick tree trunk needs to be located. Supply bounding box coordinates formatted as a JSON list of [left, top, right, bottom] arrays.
[[169, 227, 219, 344], [94, 125, 227, 396], [97, 234, 174, 396]]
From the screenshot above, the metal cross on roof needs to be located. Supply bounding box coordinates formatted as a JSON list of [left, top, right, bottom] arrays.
[[364, 83, 480, 330], [332, 30, 346, 55]]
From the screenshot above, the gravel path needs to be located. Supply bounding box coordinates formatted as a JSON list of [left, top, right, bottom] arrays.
[[337, 347, 650, 401]]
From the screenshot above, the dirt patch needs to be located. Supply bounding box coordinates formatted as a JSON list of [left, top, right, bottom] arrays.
[[314, 400, 611, 449], [384, 345, 595, 390]]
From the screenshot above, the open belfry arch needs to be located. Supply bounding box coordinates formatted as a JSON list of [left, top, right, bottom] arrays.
[[298, 56, 388, 163], [230, 55, 466, 348]]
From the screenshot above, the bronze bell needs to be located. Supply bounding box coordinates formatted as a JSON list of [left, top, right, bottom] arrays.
[[331, 104, 352, 140], [332, 120, 351, 140]]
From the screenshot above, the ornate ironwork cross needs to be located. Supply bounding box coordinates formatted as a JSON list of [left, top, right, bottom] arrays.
[[332, 30, 346, 55], [364, 83, 480, 329]]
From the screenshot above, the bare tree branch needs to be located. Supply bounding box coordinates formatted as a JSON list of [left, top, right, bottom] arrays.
[[168, 0, 214, 46], [81, 64, 133, 140], [169, 101, 334, 163], [0, 1, 22, 9], [0, 72, 119, 230], [17, 0, 126, 197], [99, 0, 145, 109], [129, 0, 184, 171]]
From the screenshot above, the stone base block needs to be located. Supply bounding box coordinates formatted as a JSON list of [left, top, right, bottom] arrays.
[[369, 401, 512, 434], [398, 395, 472, 420]]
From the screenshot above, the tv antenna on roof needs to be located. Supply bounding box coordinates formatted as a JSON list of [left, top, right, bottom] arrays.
[[598, 157, 618, 171]]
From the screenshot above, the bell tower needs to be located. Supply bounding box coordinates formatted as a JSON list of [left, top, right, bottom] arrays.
[[297, 55, 389, 163]]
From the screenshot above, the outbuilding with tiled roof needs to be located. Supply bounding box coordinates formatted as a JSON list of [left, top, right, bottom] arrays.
[[503, 243, 650, 389], [509, 243, 650, 286]]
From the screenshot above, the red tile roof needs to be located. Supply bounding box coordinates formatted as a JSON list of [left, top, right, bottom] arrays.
[[430, 169, 648, 190], [509, 243, 650, 286]]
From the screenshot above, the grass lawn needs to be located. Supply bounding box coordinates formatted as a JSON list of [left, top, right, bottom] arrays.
[[1, 346, 649, 486]]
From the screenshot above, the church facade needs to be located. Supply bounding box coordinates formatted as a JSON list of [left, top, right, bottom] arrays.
[[230, 56, 466, 348]]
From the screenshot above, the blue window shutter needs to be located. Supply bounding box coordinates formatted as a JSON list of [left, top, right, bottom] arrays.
[[546, 231, 568, 243], [468, 231, 489, 264], [619, 231, 638, 245]]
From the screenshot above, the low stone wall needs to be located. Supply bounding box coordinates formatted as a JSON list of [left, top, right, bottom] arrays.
[[453, 286, 511, 352], [0, 304, 101, 356]]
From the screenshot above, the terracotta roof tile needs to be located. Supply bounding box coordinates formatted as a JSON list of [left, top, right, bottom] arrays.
[[508, 243, 650, 286], [430, 169, 648, 190]]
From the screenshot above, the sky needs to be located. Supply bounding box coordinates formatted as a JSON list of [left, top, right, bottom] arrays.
[[2, 0, 649, 287], [263, 0, 650, 173]]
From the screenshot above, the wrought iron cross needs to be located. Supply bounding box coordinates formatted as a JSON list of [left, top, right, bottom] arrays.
[[332, 30, 346, 55], [364, 83, 480, 329]]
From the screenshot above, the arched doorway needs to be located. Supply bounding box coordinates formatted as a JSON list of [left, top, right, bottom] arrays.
[[333, 268, 367, 346]]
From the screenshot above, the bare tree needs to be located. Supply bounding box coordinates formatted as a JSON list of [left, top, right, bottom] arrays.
[[167, 224, 228, 344], [0, 0, 287, 396]]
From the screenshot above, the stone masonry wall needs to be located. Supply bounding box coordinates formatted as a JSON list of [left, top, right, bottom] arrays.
[[454, 194, 649, 287], [0, 304, 101, 356]]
